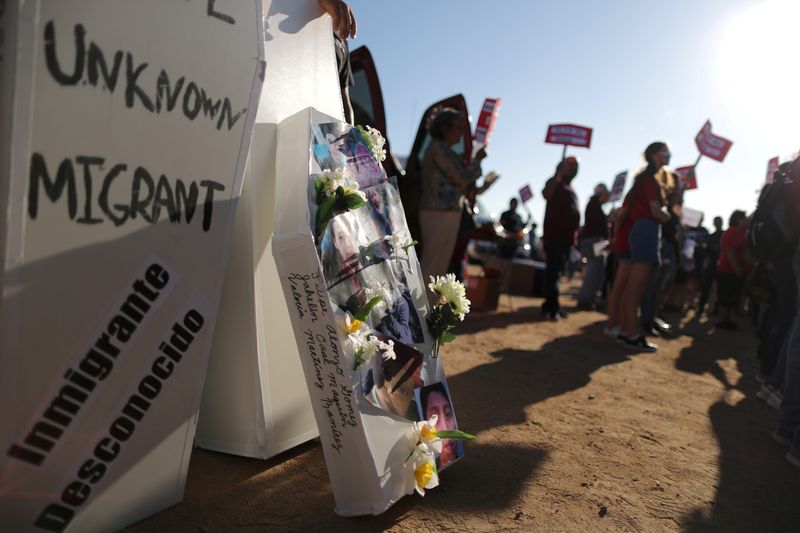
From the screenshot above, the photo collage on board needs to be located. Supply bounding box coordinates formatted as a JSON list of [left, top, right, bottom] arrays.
[[310, 122, 464, 468]]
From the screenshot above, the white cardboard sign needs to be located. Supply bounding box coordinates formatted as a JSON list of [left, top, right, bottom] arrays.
[[273, 108, 466, 516], [0, 1, 264, 531]]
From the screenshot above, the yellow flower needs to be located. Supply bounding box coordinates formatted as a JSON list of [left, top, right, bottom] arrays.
[[413, 452, 439, 496], [415, 463, 433, 488], [346, 318, 362, 335], [420, 424, 437, 441], [413, 415, 442, 455]]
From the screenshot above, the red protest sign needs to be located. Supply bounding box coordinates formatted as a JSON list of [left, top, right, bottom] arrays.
[[608, 170, 627, 203], [695, 120, 733, 162], [518, 184, 533, 203], [766, 156, 780, 184], [473, 98, 502, 146], [675, 165, 697, 190], [545, 123, 593, 148]]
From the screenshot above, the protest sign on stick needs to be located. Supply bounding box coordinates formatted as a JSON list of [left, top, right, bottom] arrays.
[[519, 184, 534, 203], [545, 123, 593, 160], [676, 165, 698, 191], [694, 120, 733, 165], [473, 97, 502, 148], [766, 156, 780, 184], [608, 170, 628, 203]]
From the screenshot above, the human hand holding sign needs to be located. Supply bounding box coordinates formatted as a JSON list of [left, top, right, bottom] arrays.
[[318, 0, 357, 39]]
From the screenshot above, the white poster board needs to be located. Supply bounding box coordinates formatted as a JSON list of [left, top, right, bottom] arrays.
[[681, 207, 704, 228], [196, 0, 344, 458], [0, 2, 264, 531], [273, 108, 467, 516]]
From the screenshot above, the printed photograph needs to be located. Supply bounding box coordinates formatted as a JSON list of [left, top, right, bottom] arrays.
[[312, 122, 386, 189], [361, 334, 424, 420], [416, 382, 465, 470]]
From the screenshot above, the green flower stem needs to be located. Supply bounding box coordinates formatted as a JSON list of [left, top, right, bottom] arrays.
[[436, 430, 476, 441]]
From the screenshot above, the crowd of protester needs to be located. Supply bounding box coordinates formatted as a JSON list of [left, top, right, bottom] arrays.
[[324, 0, 800, 470], [533, 146, 800, 470], [408, 112, 800, 469]]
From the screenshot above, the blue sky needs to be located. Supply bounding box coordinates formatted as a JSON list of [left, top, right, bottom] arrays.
[[346, 0, 799, 227]]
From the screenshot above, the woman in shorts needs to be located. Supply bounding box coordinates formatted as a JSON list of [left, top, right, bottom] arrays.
[[607, 142, 672, 351]]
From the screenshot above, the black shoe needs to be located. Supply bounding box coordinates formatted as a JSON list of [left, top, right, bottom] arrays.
[[556, 309, 568, 319], [715, 320, 738, 331], [617, 334, 657, 352]]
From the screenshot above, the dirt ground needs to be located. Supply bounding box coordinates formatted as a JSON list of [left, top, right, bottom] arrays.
[[125, 280, 800, 532]]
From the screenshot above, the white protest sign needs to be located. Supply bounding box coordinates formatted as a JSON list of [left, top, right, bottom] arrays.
[[681, 207, 704, 228], [273, 108, 469, 516], [197, 0, 344, 458], [0, 2, 264, 531], [608, 170, 627, 203]]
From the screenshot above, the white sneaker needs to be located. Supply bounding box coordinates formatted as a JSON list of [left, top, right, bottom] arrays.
[[603, 325, 620, 337]]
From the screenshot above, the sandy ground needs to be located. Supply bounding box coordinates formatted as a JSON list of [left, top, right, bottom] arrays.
[[125, 280, 800, 532]]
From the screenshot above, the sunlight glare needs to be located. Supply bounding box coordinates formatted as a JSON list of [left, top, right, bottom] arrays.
[[717, 0, 800, 121]]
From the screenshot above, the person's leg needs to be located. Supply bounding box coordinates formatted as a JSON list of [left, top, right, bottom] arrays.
[[762, 257, 797, 378], [698, 261, 717, 312], [419, 210, 461, 282], [607, 259, 631, 330], [586, 253, 607, 304], [543, 242, 567, 314], [639, 263, 662, 326], [621, 262, 655, 337], [777, 314, 800, 453], [577, 238, 603, 304]]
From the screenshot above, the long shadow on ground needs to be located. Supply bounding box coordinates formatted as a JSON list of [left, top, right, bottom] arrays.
[[125, 319, 627, 532], [124, 441, 546, 532], [675, 319, 800, 532], [448, 320, 630, 433]]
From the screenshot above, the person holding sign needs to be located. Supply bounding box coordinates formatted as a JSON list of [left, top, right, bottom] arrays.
[[541, 156, 581, 319], [419, 109, 487, 281], [607, 142, 672, 352]]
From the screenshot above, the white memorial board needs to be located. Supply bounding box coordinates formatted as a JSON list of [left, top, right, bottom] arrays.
[[197, 0, 344, 458], [273, 108, 469, 516], [0, 1, 264, 531]]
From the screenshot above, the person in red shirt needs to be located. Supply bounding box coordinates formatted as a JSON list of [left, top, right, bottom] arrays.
[[606, 142, 671, 351], [715, 210, 750, 330]]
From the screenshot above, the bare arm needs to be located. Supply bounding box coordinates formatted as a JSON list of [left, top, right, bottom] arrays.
[[318, 0, 357, 39], [475, 172, 500, 194], [649, 200, 670, 223]]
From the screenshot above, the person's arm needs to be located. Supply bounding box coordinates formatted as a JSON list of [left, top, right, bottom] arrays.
[[318, 0, 357, 39], [430, 142, 483, 188], [475, 171, 500, 195], [542, 177, 558, 201]]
